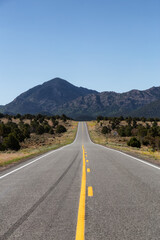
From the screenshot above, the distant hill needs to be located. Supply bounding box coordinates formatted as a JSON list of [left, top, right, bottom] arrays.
[[130, 99, 160, 118], [61, 87, 160, 118], [1, 78, 97, 117], [1, 78, 160, 119]]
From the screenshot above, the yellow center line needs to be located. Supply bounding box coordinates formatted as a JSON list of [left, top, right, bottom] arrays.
[[88, 186, 93, 197], [75, 145, 86, 240], [87, 168, 90, 172], [86, 160, 89, 163]]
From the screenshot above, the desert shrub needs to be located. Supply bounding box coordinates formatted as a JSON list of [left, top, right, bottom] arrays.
[[96, 116, 104, 122], [145, 123, 150, 129], [119, 116, 124, 121], [0, 143, 5, 151], [125, 125, 132, 136], [36, 114, 45, 121], [43, 124, 51, 133], [141, 117, 146, 122], [0, 123, 12, 137], [49, 128, 54, 134], [103, 117, 109, 120], [142, 137, 149, 146], [36, 125, 45, 135], [22, 127, 30, 138], [56, 125, 67, 133], [137, 125, 148, 137], [127, 137, 141, 148], [0, 113, 4, 118], [39, 117, 45, 123], [132, 119, 137, 128], [13, 128, 25, 142], [117, 125, 132, 137], [118, 126, 126, 137], [3, 133, 20, 151], [24, 114, 34, 120], [101, 126, 110, 134], [152, 121, 158, 127], [148, 118, 154, 122], [0, 123, 5, 136], [111, 122, 116, 130], [30, 120, 39, 133], [131, 128, 138, 136], [15, 114, 21, 119], [145, 136, 160, 151], [155, 137, 160, 150], [126, 117, 132, 125], [61, 114, 67, 122], [52, 120, 59, 128], [19, 123, 30, 138], [55, 115, 60, 119], [148, 127, 159, 137]]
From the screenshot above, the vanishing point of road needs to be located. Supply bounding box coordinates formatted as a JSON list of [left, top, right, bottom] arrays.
[[0, 122, 160, 240]]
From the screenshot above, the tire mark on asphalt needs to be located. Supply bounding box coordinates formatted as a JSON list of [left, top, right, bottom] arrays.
[[0, 152, 80, 240], [39, 153, 82, 240]]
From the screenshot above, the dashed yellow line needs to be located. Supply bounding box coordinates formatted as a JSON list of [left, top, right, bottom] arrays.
[[75, 145, 86, 240], [87, 168, 90, 173], [86, 160, 89, 163], [88, 186, 93, 197]]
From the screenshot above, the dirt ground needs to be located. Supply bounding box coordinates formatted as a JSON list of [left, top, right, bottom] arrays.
[[87, 121, 160, 166]]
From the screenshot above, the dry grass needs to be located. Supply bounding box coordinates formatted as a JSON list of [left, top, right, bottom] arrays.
[[87, 121, 160, 165], [98, 120, 160, 127], [0, 121, 78, 168]]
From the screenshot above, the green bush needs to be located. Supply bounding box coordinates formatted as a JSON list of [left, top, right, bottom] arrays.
[[36, 125, 45, 135], [127, 137, 141, 148], [118, 125, 132, 137], [137, 125, 148, 137], [0, 113, 4, 118], [125, 125, 132, 136], [3, 133, 20, 151], [22, 126, 30, 138], [0, 143, 5, 151], [43, 124, 51, 133], [61, 114, 67, 122], [118, 126, 126, 137], [49, 128, 54, 134], [142, 137, 149, 146], [101, 126, 110, 134], [52, 119, 59, 127], [56, 125, 67, 133]]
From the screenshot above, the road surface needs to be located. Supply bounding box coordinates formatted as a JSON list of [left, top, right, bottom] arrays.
[[0, 122, 160, 239]]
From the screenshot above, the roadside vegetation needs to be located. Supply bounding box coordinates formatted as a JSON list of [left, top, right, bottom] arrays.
[[87, 116, 160, 165], [0, 113, 78, 168]]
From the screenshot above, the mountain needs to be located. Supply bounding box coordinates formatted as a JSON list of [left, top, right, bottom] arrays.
[[54, 87, 160, 119], [1, 78, 160, 119], [130, 99, 160, 118], [1, 78, 97, 117]]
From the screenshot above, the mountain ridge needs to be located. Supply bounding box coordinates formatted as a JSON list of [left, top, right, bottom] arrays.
[[1, 78, 160, 119]]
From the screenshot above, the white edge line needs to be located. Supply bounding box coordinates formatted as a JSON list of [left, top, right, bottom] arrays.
[[0, 122, 80, 180], [96, 144, 160, 170], [85, 122, 160, 171]]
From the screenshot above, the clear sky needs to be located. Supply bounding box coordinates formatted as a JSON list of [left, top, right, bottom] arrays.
[[0, 0, 160, 105]]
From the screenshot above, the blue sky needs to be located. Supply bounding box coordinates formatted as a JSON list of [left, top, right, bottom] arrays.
[[0, 0, 160, 105]]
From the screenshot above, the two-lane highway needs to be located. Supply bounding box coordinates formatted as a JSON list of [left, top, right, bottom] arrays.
[[0, 122, 160, 239]]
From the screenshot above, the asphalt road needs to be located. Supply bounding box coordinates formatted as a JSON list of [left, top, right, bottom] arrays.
[[0, 122, 160, 240]]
